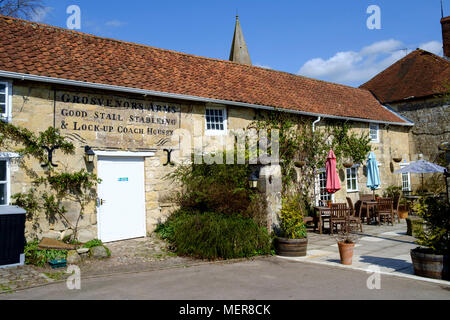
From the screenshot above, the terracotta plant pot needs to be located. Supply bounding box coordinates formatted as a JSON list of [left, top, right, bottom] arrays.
[[338, 241, 355, 265], [275, 237, 308, 257], [398, 209, 408, 219]]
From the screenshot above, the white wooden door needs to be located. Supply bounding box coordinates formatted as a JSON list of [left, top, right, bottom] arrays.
[[97, 156, 146, 243]]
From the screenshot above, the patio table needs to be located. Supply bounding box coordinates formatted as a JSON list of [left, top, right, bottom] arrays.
[[313, 206, 331, 234], [362, 200, 378, 225]]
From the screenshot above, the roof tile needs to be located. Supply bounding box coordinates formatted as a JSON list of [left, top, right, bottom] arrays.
[[0, 15, 407, 124], [361, 49, 450, 103]]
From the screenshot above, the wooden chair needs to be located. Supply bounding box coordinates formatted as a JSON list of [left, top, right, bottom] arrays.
[[375, 198, 394, 226], [330, 203, 349, 234], [346, 197, 363, 232]]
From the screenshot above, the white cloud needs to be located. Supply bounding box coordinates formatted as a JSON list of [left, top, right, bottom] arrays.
[[419, 41, 443, 56], [254, 63, 272, 69], [105, 20, 127, 27], [30, 6, 53, 23], [297, 39, 443, 86]]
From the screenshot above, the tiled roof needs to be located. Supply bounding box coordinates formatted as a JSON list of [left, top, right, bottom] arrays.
[[0, 15, 408, 124], [361, 49, 450, 104]]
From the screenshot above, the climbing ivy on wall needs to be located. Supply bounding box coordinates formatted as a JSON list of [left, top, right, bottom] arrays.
[[0, 120, 100, 241], [250, 111, 371, 203]]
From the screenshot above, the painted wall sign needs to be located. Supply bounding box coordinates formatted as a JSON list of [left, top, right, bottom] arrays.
[[55, 91, 181, 149]]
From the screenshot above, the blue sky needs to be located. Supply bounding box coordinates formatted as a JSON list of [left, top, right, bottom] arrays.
[[31, 0, 446, 87]]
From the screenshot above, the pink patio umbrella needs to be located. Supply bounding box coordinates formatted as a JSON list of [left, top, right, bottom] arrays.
[[326, 150, 341, 196]]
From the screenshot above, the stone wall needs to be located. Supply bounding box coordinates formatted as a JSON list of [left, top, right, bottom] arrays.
[[6, 80, 413, 241], [389, 97, 449, 192], [314, 121, 412, 205]]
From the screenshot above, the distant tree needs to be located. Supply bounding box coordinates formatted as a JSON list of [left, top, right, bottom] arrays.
[[0, 0, 44, 20]]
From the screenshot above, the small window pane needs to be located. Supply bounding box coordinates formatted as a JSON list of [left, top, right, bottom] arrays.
[[206, 108, 225, 132], [0, 161, 6, 181], [0, 84, 5, 93], [0, 184, 6, 205], [0, 104, 5, 114], [0, 94, 5, 103]]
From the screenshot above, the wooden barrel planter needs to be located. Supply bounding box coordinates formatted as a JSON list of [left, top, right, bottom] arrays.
[[275, 238, 308, 257], [410, 248, 450, 280], [406, 216, 424, 237]]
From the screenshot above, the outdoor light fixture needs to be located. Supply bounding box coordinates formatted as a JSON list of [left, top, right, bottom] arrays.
[[84, 146, 95, 163], [249, 165, 261, 189]]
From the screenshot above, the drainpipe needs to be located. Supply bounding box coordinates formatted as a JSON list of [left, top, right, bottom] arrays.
[[312, 117, 321, 205], [312, 117, 321, 132]]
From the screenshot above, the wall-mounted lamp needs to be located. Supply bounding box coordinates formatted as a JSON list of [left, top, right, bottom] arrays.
[[84, 146, 95, 163], [248, 165, 261, 189]]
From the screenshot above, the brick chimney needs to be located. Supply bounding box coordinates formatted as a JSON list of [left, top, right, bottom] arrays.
[[441, 16, 450, 58]]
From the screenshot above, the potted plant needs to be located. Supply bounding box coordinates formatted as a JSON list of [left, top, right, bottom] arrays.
[[398, 197, 409, 219], [410, 197, 449, 280], [275, 195, 308, 257], [343, 158, 354, 168], [335, 228, 359, 265], [294, 160, 306, 168]]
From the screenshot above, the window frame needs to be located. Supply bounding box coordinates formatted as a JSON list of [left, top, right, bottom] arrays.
[[400, 163, 412, 192], [315, 169, 334, 205], [346, 166, 359, 193], [0, 81, 12, 122], [369, 123, 379, 143], [0, 158, 10, 206], [205, 105, 227, 136]]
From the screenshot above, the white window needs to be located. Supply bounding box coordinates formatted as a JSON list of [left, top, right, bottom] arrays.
[[400, 163, 411, 192], [346, 167, 358, 192], [315, 170, 334, 206], [0, 81, 12, 122], [318, 171, 331, 202], [205, 107, 227, 135], [369, 124, 379, 142], [0, 159, 10, 205]]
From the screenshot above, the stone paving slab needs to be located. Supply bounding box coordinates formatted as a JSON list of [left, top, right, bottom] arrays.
[[0, 233, 197, 294], [281, 220, 450, 285]]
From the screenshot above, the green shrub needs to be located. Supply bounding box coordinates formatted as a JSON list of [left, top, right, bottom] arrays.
[[278, 194, 307, 239], [383, 185, 402, 199], [83, 239, 111, 257], [24, 240, 68, 267], [157, 211, 272, 260], [412, 197, 450, 255], [166, 155, 268, 227]]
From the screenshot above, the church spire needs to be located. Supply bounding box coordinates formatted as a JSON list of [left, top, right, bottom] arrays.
[[229, 15, 252, 65]]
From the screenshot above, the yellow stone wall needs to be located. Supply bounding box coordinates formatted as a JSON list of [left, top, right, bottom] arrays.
[[7, 81, 412, 241]]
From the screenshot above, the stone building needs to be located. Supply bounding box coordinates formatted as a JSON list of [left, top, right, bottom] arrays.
[[0, 15, 413, 242], [361, 16, 450, 193]]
